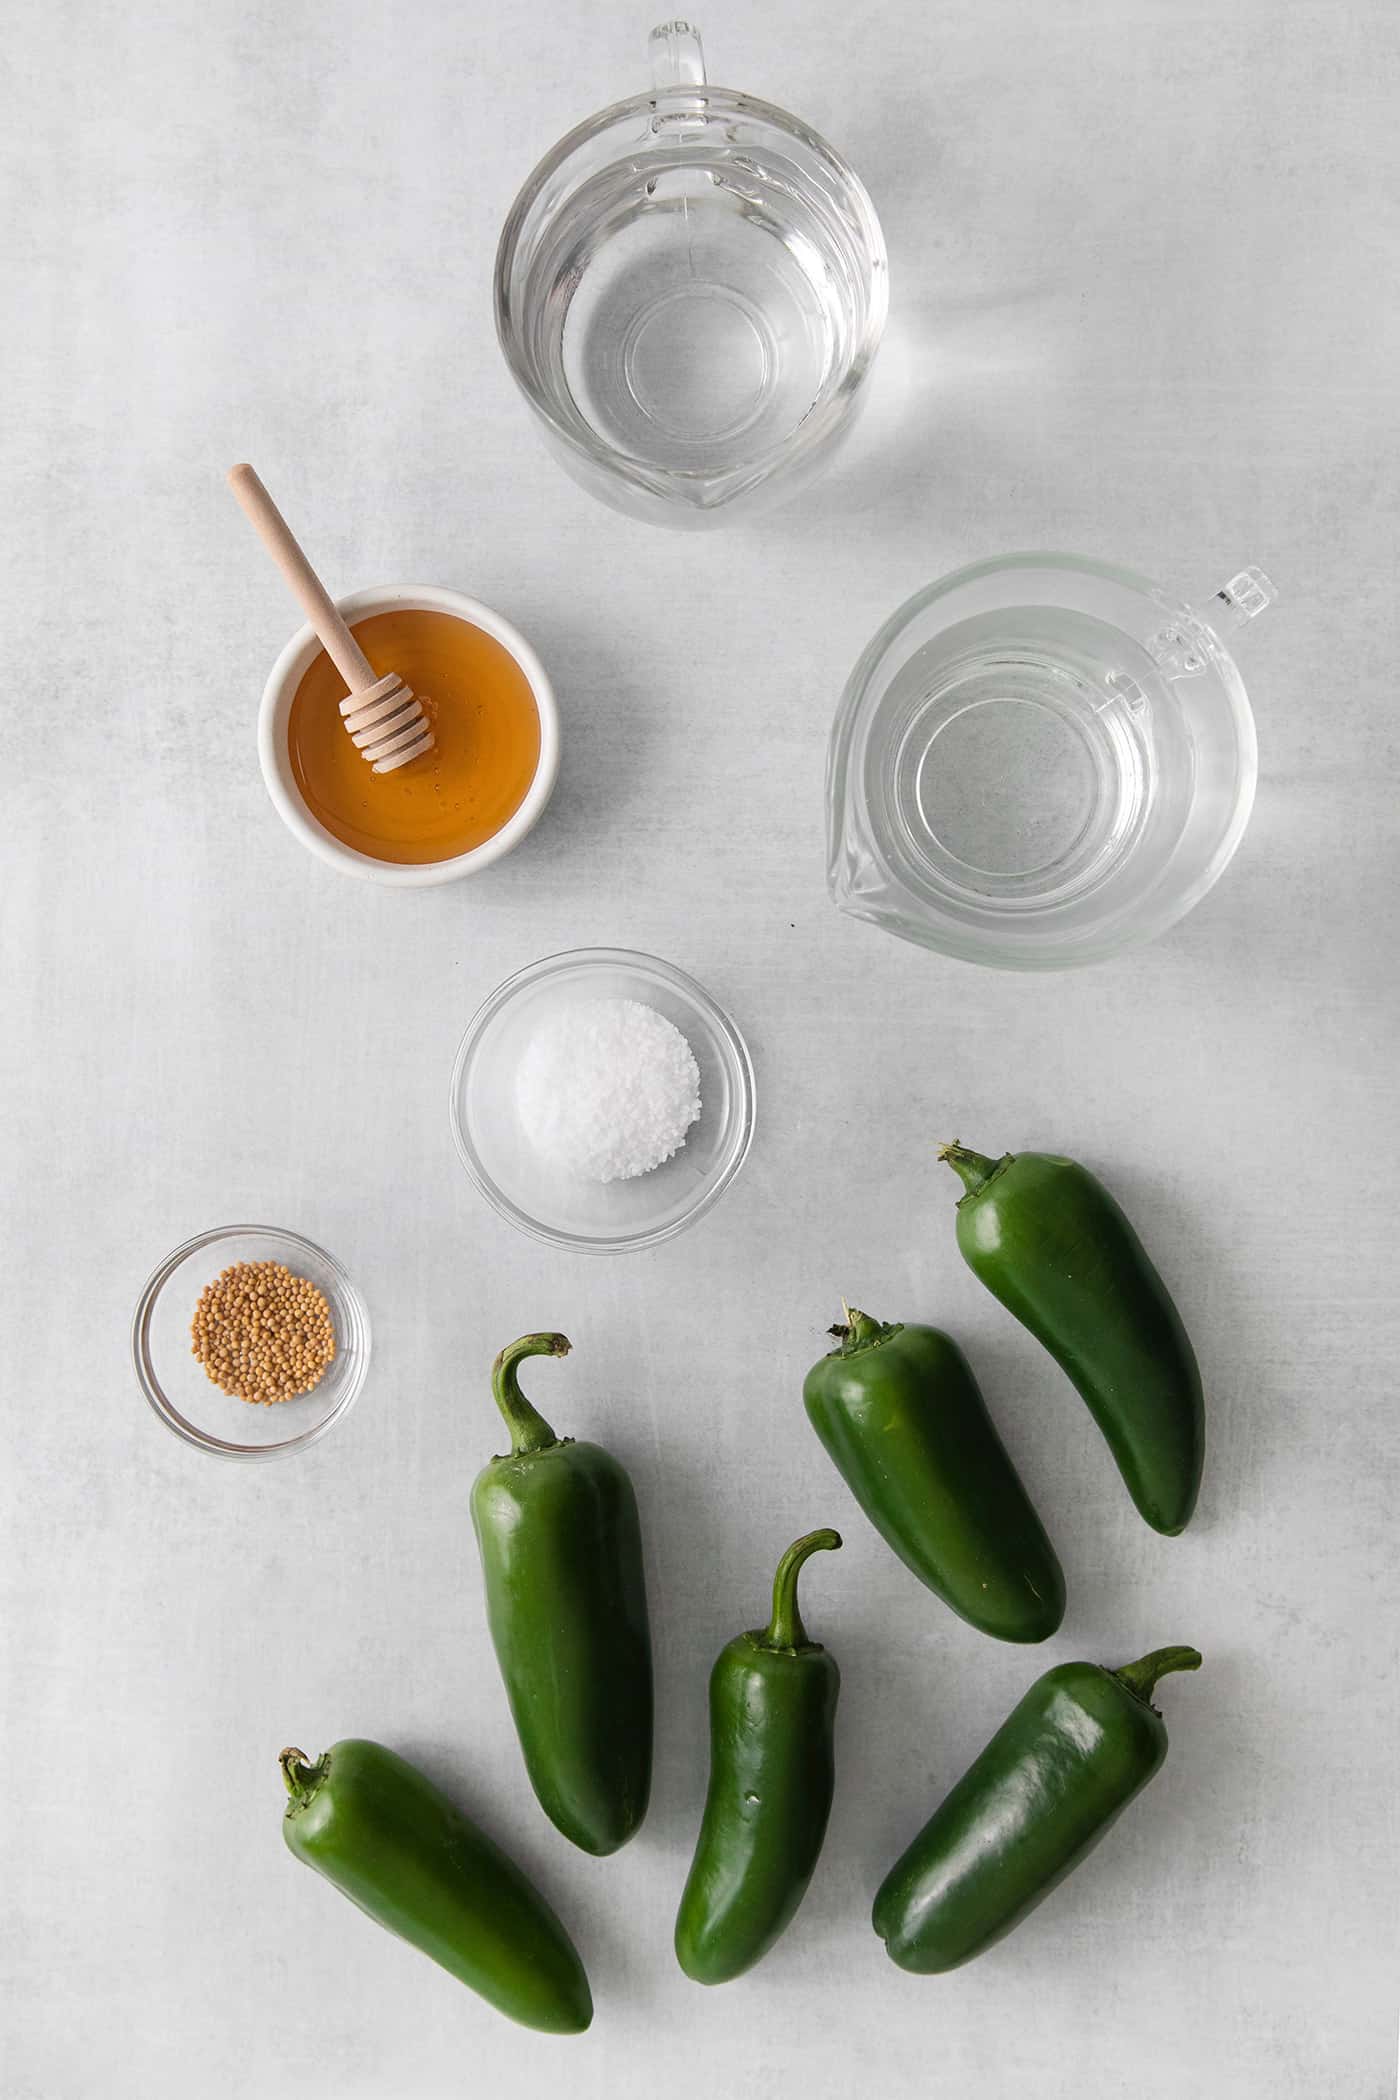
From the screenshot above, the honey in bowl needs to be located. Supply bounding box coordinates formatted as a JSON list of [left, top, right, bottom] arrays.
[[288, 609, 542, 865]]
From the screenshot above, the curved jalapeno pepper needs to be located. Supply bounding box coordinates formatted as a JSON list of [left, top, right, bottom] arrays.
[[873, 1644, 1201, 1973], [804, 1309, 1065, 1642], [471, 1333, 653, 1856], [675, 1529, 842, 1985], [279, 1739, 592, 2032], [940, 1142, 1204, 1535]]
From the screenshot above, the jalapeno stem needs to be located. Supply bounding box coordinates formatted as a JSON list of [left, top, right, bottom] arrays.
[[938, 1142, 1004, 1198], [1112, 1645, 1203, 1707], [491, 1333, 570, 1455], [829, 1306, 898, 1356], [279, 1747, 322, 1804], [762, 1529, 842, 1650]]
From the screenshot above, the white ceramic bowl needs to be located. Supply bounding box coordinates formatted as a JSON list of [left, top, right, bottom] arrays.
[[257, 584, 559, 886]]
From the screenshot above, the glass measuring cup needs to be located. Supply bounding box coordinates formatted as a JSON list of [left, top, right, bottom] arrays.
[[495, 21, 888, 527], [827, 555, 1277, 970]]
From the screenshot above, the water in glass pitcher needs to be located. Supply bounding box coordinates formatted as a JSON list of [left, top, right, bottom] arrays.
[[531, 153, 864, 474], [496, 24, 886, 522]]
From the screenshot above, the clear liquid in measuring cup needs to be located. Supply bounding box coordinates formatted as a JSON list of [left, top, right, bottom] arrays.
[[867, 608, 1193, 911], [532, 151, 861, 474], [829, 555, 1269, 967]]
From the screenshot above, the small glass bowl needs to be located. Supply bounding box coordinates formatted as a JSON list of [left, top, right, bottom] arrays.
[[450, 948, 756, 1252], [132, 1225, 371, 1459]]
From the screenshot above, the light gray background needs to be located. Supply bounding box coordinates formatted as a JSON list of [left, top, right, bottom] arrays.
[[4, 1, 1398, 2094]]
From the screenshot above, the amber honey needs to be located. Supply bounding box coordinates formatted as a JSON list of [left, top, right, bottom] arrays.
[[287, 609, 542, 865]]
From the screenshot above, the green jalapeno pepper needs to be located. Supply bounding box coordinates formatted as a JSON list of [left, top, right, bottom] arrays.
[[803, 1309, 1065, 1643], [279, 1739, 592, 2032], [940, 1142, 1204, 1535], [471, 1333, 653, 1857], [675, 1529, 842, 1985], [873, 1643, 1201, 1973]]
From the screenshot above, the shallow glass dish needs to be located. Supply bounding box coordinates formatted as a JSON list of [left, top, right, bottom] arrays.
[[450, 948, 755, 1251], [132, 1225, 371, 1459]]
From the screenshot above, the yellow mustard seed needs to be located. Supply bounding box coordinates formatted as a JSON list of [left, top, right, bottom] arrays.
[[189, 1259, 336, 1405]]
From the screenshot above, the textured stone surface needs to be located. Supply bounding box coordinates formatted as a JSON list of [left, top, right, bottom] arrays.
[[3, 2, 1397, 2094]]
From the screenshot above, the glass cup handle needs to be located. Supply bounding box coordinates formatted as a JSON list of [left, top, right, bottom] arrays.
[[649, 19, 706, 89], [1148, 565, 1278, 679], [1199, 566, 1277, 633]]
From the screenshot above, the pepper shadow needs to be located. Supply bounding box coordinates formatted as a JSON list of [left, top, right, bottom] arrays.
[[620, 1438, 741, 1863]]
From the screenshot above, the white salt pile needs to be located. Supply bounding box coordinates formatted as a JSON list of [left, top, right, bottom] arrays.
[[516, 998, 702, 1183]]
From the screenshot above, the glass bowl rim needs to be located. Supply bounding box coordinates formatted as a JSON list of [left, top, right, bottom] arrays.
[[449, 945, 757, 1252], [131, 1223, 371, 1461]]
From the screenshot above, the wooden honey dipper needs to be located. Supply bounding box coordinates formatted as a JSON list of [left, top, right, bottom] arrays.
[[228, 464, 434, 773]]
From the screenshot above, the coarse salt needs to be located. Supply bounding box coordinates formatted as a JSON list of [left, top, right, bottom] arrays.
[[516, 998, 702, 1182]]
